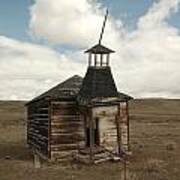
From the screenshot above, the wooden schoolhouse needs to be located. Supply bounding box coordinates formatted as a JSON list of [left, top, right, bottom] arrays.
[[26, 11, 132, 164]]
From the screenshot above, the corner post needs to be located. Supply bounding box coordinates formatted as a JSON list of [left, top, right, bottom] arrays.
[[116, 103, 121, 155], [88, 53, 92, 66], [34, 153, 41, 168], [106, 54, 110, 66], [126, 101, 130, 152], [94, 54, 97, 66], [89, 107, 94, 163], [100, 54, 103, 66]]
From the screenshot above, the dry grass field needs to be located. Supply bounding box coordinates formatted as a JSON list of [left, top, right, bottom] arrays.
[[0, 99, 180, 180]]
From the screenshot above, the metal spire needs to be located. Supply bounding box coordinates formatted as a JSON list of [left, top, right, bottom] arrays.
[[98, 9, 108, 45]]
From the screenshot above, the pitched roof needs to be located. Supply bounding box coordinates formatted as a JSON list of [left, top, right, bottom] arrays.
[[77, 67, 118, 103], [27, 74, 133, 105], [26, 75, 83, 105], [85, 44, 115, 54]]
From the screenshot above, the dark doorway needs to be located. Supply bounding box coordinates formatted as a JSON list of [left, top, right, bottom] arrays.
[[95, 118, 100, 145], [86, 128, 90, 147], [86, 118, 100, 147]]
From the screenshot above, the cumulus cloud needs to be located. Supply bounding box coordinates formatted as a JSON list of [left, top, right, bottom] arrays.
[[0, 36, 84, 100], [138, 0, 180, 30], [30, 0, 123, 48], [118, 0, 180, 97], [1, 0, 180, 100]]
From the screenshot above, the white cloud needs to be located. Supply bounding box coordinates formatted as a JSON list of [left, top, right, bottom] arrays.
[[1, 0, 180, 100], [138, 0, 180, 30], [0, 36, 84, 100], [29, 0, 123, 48], [117, 0, 180, 98]]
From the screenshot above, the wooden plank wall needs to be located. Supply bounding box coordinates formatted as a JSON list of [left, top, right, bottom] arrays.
[[50, 100, 85, 161], [27, 100, 49, 157]]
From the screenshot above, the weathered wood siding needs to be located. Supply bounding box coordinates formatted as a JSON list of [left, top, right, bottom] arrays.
[[92, 103, 129, 153], [27, 100, 49, 157], [50, 100, 85, 161], [27, 98, 129, 162], [92, 105, 119, 152]]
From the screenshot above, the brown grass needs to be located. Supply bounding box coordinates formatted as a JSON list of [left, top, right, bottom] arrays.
[[0, 99, 180, 180]]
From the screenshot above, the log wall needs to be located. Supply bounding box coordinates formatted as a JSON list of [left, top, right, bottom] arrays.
[[27, 100, 49, 157], [50, 100, 85, 161]]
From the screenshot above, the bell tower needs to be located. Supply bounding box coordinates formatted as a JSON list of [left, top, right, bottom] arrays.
[[77, 9, 118, 105]]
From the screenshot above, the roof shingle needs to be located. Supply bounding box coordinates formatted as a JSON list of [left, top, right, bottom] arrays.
[[77, 67, 118, 103], [27, 75, 82, 104], [27, 73, 132, 105]]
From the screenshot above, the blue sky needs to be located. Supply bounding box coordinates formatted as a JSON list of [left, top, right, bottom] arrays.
[[1, 0, 180, 45], [0, 0, 30, 41]]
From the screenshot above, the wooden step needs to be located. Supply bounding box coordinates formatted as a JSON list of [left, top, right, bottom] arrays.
[[94, 156, 112, 164]]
